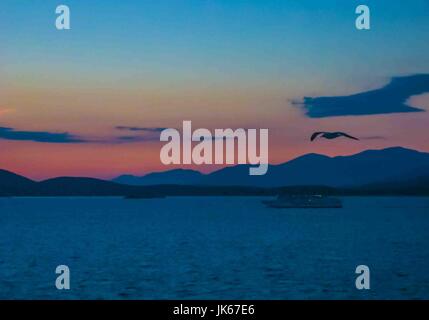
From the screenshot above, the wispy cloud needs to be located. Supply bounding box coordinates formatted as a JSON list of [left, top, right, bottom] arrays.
[[0, 125, 243, 145], [115, 126, 167, 132], [0, 127, 86, 143], [0, 125, 164, 144], [298, 74, 429, 118], [111, 125, 166, 143], [115, 135, 160, 142]]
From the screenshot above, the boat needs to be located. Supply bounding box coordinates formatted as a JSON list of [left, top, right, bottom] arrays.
[[262, 194, 342, 209]]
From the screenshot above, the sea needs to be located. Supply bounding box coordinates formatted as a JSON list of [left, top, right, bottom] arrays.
[[0, 196, 428, 299]]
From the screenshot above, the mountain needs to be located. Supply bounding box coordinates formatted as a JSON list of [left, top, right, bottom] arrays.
[[0, 169, 36, 195], [205, 147, 429, 187], [113, 147, 429, 187], [36, 177, 139, 196], [114, 169, 203, 186], [2, 147, 429, 197], [0, 172, 273, 197]]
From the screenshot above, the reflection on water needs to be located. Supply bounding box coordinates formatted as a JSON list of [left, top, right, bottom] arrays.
[[0, 196, 429, 299]]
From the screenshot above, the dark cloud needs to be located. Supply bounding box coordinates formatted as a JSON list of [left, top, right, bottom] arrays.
[[0, 125, 251, 145], [0, 127, 86, 143], [113, 126, 166, 143], [299, 74, 429, 118], [115, 126, 167, 132], [0, 125, 164, 144], [115, 135, 160, 142]]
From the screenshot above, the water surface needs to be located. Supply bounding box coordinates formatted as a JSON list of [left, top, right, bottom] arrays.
[[0, 196, 428, 299]]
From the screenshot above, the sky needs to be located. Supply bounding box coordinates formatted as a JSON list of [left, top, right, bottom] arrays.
[[0, 0, 429, 180]]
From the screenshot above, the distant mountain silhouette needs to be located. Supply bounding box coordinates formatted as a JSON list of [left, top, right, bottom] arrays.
[[113, 147, 429, 187], [0, 171, 274, 197], [0, 173, 124, 196], [36, 177, 139, 196], [115, 169, 203, 186], [0, 169, 36, 195], [2, 147, 429, 197]]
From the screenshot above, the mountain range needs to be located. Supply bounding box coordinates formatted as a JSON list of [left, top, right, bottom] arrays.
[[1, 147, 429, 197], [114, 147, 429, 187]]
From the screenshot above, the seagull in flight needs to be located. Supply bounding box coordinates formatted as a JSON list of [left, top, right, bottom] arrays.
[[311, 131, 359, 141]]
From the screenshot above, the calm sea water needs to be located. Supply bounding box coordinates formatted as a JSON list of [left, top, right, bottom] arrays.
[[0, 196, 428, 300]]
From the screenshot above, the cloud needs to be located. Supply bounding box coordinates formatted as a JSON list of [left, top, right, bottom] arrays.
[[112, 126, 167, 143], [298, 74, 429, 118], [0, 125, 163, 144], [115, 126, 167, 132], [115, 135, 160, 142], [0, 127, 86, 143], [0, 125, 245, 145]]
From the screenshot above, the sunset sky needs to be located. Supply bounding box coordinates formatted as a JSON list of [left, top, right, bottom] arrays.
[[1, 0, 429, 180]]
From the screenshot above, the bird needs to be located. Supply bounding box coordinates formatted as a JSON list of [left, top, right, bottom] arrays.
[[311, 131, 359, 141]]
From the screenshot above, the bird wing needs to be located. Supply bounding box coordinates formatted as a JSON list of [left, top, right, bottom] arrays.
[[338, 132, 359, 140], [311, 132, 324, 141]]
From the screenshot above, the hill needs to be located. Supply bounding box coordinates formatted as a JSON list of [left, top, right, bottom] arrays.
[[113, 147, 429, 187]]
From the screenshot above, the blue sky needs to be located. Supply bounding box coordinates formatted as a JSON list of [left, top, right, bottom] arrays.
[[2, 0, 428, 90]]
